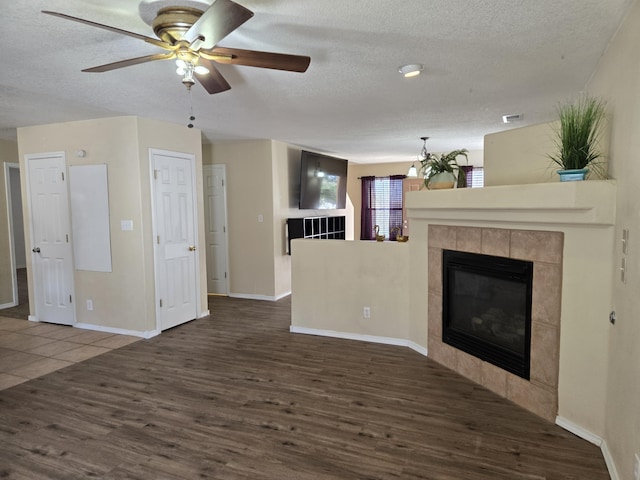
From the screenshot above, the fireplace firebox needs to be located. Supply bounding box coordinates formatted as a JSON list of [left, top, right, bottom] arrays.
[[442, 250, 533, 379]]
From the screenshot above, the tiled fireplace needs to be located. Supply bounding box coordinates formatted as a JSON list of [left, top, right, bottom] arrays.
[[428, 225, 563, 422]]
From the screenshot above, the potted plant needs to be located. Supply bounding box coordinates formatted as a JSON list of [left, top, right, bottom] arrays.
[[420, 149, 469, 189], [548, 94, 607, 181]]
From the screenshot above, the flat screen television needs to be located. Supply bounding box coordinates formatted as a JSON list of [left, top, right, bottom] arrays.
[[298, 150, 348, 210]]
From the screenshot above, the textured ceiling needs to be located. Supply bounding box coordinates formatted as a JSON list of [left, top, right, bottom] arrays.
[[0, 0, 634, 164]]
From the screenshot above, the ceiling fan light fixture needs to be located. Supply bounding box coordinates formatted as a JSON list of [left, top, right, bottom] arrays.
[[194, 64, 210, 75], [399, 64, 423, 78]]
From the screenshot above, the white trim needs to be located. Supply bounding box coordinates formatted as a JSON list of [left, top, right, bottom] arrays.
[[198, 310, 210, 318], [600, 439, 620, 480], [75, 322, 160, 339], [290, 325, 410, 348], [28, 315, 38, 322], [555, 415, 602, 446], [229, 292, 291, 302], [408, 341, 428, 357]]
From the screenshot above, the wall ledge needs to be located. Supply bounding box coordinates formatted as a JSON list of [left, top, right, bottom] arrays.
[[406, 180, 617, 226]]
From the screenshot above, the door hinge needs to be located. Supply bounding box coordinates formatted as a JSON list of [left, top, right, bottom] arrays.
[[154, 169, 159, 180], [66, 234, 69, 243], [223, 226, 226, 233], [225, 272, 227, 278], [157, 235, 160, 244], [69, 294, 72, 303], [61, 172, 65, 181], [159, 299, 163, 308], [222, 179, 224, 187]]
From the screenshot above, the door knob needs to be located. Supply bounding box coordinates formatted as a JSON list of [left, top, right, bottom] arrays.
[[189, 246, 197, 251], [32, 247, 41, 253]]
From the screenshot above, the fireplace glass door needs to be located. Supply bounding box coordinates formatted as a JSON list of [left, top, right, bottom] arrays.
[[442, 250, 533, 379]]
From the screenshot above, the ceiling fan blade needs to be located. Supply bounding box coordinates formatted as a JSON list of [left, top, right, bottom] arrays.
[[202, 47, 310, 73], [82, 52, 176, 73], [183, 0, 254, 50], [195, 58, 231, 94], [42, 10, 173, 50]]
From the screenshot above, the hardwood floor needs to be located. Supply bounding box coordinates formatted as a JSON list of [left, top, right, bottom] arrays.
[[0, 295, 609, 479]]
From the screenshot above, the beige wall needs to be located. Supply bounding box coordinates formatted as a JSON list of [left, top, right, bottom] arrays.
[[484, 123, 558, 186], [205, 140, 352, 299], [588, 0, 640, 477], [17, 116, 205, 335], [0, 140, 19, 306], [291, 239, 411, 342], [206, 140, 278, 298]]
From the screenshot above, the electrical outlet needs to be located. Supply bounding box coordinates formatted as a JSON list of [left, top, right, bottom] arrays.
[[363, 307, 371, 319], [633, 453, 640, 480], [86, 299, 93, 311]]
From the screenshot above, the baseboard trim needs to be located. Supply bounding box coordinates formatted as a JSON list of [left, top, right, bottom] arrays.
[[600, 439, 620, 480], [0, 301, 17, 309], [556, 415, 618, 479], [28, 315, 38, 322], [229, 292, 291, 302], [290, 325, 422, 350], [75, 322, 159, 339], [408, 341, 428, 357], [555, 416, 602, 446], [198, 310, 210, 319]]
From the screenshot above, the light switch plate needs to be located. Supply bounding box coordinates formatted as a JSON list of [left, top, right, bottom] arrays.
[[121, 220, 134, 231]]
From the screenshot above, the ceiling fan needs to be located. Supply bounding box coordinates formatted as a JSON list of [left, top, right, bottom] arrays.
[[42, 0, 311, 94]]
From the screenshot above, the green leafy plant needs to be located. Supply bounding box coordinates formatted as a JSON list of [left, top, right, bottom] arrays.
[[420, 149, 469, 188], [548, 95, 607, 178]]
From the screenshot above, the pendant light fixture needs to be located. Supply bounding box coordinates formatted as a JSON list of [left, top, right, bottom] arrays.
[[407, 136, 430, 177]]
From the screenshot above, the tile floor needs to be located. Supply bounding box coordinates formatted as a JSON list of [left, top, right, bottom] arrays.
[[0, 315, 140, 391]]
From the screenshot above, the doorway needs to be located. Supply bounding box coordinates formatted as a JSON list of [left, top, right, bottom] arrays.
[[203, 164, 229, 295], [1, 163, 28, 318], [150, 149, 199, 331]]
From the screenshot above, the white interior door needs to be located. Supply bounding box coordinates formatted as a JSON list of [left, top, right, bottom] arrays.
[[27, 153, 75, 325], [203, 164, 229, 295], [151, 149, 198, 331]]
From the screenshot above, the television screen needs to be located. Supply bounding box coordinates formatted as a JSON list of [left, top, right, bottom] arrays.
[[299, 150, 348, 210]]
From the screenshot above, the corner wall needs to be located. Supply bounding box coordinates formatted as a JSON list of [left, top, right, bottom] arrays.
[[17, 116, 205, 335], [205, 140, 352, 300], [587, 0, 640, 477]]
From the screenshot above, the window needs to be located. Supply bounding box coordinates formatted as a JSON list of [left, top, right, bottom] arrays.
[[360, 175, 404, 240], [461, 166, 484, 188]]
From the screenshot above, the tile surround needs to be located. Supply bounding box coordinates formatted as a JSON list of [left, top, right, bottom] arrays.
[[428, 224, 563, 422]]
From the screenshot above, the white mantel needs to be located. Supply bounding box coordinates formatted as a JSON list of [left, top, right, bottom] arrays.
[[406, 180, 617, 226]]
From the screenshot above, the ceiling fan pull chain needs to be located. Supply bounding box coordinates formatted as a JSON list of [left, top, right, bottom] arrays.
[[187, 87, 196, 129]]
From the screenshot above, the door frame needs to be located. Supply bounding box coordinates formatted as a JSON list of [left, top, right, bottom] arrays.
[[24, 151, 76, 324], [2, 162, 20, 308], [149, 148, 201, 332], [204, 163, 230, 295]]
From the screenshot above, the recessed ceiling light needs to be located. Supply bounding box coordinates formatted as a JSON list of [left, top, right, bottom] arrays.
[[502, 114, 523, 124], [398, 64, 424, 78]]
